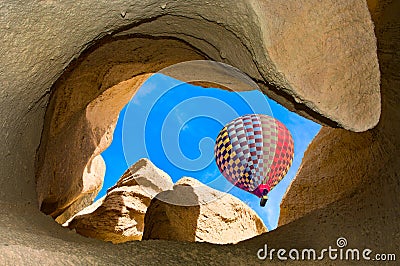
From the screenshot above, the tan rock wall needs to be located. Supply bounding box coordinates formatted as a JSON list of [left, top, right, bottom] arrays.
[[278, 0, 400, 231], [251, 0, 380, 132], [55, 154, 105, 224], [279, 128, 377, 226], [240, 0, 399, 256], [35, 38, 203, 218]]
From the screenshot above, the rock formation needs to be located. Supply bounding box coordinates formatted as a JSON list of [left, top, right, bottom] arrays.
[[278, 127, 377, 226], [277, 4, 399, 232], [54, 154, 106, 224], [32, 0, 380, 222], [0, 0, 398, 264], [238, 1, 400, 258], [66, 158, 173, 243], [143, 177, 267, 244]]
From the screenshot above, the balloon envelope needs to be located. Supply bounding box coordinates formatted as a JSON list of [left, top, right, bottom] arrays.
[[214, 114, 294, 197]]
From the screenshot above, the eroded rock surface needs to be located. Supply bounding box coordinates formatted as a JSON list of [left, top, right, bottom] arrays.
[[250, 0, 380, 132], [263, 1, 400, 255], [279, 128, 377, 226], [66, 158, 173, 243], [0, 0, 398, 264], [54, 154, 105, 224], [143, 177, 267, 244], [31, 0, 380, 224], [34, 38, 204, 218], [121, 1, 380, 131]]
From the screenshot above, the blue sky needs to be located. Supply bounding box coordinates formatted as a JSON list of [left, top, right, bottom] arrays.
[[96, 73, 321, 230]]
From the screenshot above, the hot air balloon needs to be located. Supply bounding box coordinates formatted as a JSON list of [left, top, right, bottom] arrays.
[[214, 114, 294, 207]]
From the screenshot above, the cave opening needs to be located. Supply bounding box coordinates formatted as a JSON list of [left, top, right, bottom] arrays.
[[34, 35, 321, 245], [62, 70, 320, 243], [3, 1, 393, 263]]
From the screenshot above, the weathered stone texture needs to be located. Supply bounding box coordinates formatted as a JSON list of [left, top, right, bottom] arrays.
[[0, 0, 397, 264], [67, 158, 173, 243], [143, 177, 267, 244]]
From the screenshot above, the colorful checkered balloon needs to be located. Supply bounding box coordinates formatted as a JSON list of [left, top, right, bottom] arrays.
[[214, 114, 294, 197]]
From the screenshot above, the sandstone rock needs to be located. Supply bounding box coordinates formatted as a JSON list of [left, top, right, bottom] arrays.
[[143, 177, 267, 244], [276, 1, 400, 236], [278, 127, 376, 226], [251, 0, 380, 132], [0, 0, 399, 264], [66, 158, 173, 243], [119, 1, 380, 132], [32, 0, 379, 223], [55, 154, 105, 224], [35, 38, 204, 218]]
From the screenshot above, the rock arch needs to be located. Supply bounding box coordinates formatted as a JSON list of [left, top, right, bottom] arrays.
[[1, 0, 397, 264]]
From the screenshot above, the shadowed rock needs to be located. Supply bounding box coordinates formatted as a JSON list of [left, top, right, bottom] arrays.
[[143, 177, 267, 244]]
